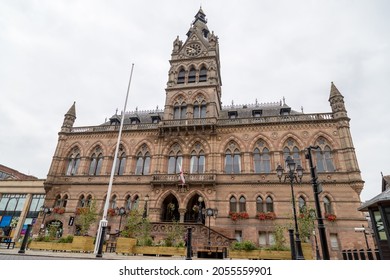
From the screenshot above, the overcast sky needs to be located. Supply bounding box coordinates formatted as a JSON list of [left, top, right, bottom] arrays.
[[0, 0, 389, 202]]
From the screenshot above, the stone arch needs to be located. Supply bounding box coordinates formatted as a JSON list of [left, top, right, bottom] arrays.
[[218, 136, 245, 154], [277, 133, 305, 151], [64, 142, 84, 157], [182, 190, 206, 223], [309, 132, 339, 150], [248, 134, 275, 152], [86, 141, 107, 156]]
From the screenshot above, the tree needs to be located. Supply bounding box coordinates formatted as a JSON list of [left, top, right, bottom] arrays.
[[75, 200, 98, 236]]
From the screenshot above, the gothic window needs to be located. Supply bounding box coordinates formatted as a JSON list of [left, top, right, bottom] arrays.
[[225, 142, 241, 174], [125, 195, 132, 210], [173, 102, 187, 119], [193, 100, 207, 118], [239, 196, 246, 212], [132, 195, 139, 210], [229, 196, 237, 212], [190, 143, 205, 174], [298, 196, 306, 213], [167, 144, 183, 174], [55, 194, 62, 207], [266, 196, 274, 212], [199, 66, 207, 82], [177, 68, 185, 84], [135, 145, 151, 175], [65, 148, 80, 176], [283, 139, 301, 167], [115, 145, 126, 175], [253, 140, 271, 173], [62, 194, 68, 208], [323, 196, 332, 214], [89, 147, 103, 176], [110, 195, 117, 209], [315, 137, 335, 172], [78, 195, 85, 208], [188, 67, 196, 83], [256, 196, 264, 212], [86, 195, 92, 207]]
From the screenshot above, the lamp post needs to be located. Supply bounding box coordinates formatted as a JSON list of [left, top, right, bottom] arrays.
[[39, 206, 52, 235], [197, 196, 204, 224], [142, 194, 149, 219], [116, 207, 127, 233], [313, 230, 321, 260], [276, 156, 304, 260], [305, 146, 330, 260], [204, 208, 218, 246]]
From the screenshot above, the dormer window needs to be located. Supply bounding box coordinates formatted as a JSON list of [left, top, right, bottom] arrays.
[[252, 110, 262, 117], [130, 117, 140, 124], [228, 111, 238, 119], [280, 107, 291, 116], [151, 115, 161, 124]]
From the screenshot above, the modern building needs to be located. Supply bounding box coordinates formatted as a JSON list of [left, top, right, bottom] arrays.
[[0, 164, 45, 242], [41, 8, 368, 259]]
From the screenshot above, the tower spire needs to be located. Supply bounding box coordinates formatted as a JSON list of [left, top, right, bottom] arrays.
[[61, 102, 76, 132]]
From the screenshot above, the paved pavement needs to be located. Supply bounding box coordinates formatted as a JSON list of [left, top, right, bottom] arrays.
[[0, 247, 187, 260]]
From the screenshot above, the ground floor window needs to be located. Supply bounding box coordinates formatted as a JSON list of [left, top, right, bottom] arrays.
[[258, 231, 275, 247]]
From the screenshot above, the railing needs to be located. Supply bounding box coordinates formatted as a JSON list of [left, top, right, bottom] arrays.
[[341, 248, 380, 260], [152, 174, 216, 183], [69, 113, 333, 134]]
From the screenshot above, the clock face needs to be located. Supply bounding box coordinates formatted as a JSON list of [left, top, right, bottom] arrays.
[[185, 43, 201, 56]]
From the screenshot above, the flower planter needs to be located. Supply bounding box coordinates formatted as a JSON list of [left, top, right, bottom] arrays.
[[71, 236, 94, 252], [133, 246, 186, 257], [29, 241, 54, 251], [51, 242, 73, 251], [115, 237, 137, 254]]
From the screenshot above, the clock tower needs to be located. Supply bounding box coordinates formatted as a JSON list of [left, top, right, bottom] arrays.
[[164, 8, 222, 121]]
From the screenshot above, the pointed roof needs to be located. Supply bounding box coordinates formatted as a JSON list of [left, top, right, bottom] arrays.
[[194, 7, 207, 24], [66, 101, 76, 117], [329, 82, 344, 100]]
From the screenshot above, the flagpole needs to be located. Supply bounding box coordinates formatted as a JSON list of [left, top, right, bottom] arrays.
[[95, 63, 135, 257]]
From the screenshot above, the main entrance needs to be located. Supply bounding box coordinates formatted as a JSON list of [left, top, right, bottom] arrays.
[[184, 194, 205, 224]]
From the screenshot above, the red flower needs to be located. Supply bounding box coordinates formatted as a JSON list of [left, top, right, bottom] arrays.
[[257, 212, 276, 220], [325, 213, 337, 222], [53, 207, 65, 214], [229, 212, 249, 221], [108, 208, 117, 217]]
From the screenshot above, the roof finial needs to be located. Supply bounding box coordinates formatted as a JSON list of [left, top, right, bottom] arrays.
[[301, 106, 304, 113], [115, 108, 118, 115], [283, 96, 286, 105]]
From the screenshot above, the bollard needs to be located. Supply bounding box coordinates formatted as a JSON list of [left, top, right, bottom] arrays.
[[18, 224, 32, 254], [186, 227, 192, 260]]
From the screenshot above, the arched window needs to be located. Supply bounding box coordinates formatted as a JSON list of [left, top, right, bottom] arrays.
[[168, 151, 183, 174], [256, 196, 264, 212], [62, 195, 68, 208], [78, 195, 85, 208], [135, 150, 151, 175], [298, 196, 306, 213], [132, 195, 139, 210], [177, 68, 185, 84], [199, 66, 207, 82], [55, 195, 62, 207], [125, 195, 132, 210], [315, 138, 335, 172], [283, 139, 301, 166], [173, 102, 187, 119], [115, 146, 126, 175], [225, 142, 241, 174], [254, 142, 271, 173], [190, 149, 205, 174], [89, 147, 103, 175], [188, 67, 196, 83], [239, 196, 246, 212], [65, 148, 80, 176], [86, 195, 92, 207], [266, 196, 274, 212], [229, 196, 237, 212], [323, 196, 332, 214], [110, 195, 117, 209]]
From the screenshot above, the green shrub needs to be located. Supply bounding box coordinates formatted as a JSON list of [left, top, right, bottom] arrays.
[[57, 235, 73, 243], [232, 240, 257, 251]]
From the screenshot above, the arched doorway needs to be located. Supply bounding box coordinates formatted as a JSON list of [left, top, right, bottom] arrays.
[[161, 194, 180, 222], [46, 220, 63, 238], [185, 194, 205, 224]]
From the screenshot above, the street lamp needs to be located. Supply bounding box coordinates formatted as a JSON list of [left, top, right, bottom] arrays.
[[39, 206, 52, 235], [116, 207, 127, 233], [276, 156, 305, 260], [197, 196, 204, 224], [305, 146, 330, 260], [204, 208, 218, 246], [142, 194, 149, 219]]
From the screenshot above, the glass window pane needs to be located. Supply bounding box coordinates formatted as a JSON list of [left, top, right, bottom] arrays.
[[256, 197, 263, 212], [176, 156, 183, 173], [168, 156, 176, 174], [200, 105, 206, 118], [180, 106, 187, 119], [96, 154, 103, 175], [190, 155, 198, 173], [174, 107, 180, 119], [198, 155, 205, 173], [143, 156, 150, 175], [230, 197, 237, 212], [89, 156, 97, 175], [254, 149, 261, 173], [194, 106, 200, 118], [6, 198, 17, 211], [233, 154, 241, 174], [135, 157, 144, 175], [316, 150, 325, 172], [225, 152, 232, 173]]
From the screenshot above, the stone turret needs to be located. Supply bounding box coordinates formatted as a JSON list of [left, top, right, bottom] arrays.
[[61, 102, 76, 132], [329, 82, 348, 120]]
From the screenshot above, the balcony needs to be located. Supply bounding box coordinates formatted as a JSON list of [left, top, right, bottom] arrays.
[[151, 173, 216, 188], [159, 118, 217, 135]]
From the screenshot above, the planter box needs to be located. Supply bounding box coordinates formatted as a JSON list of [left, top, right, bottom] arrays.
[[29, 241, 54, 251], [71, 236, 94, 252], [115, 237, 137, 254], [133, 246, 186, 257], [52, 242, 73, 251]]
